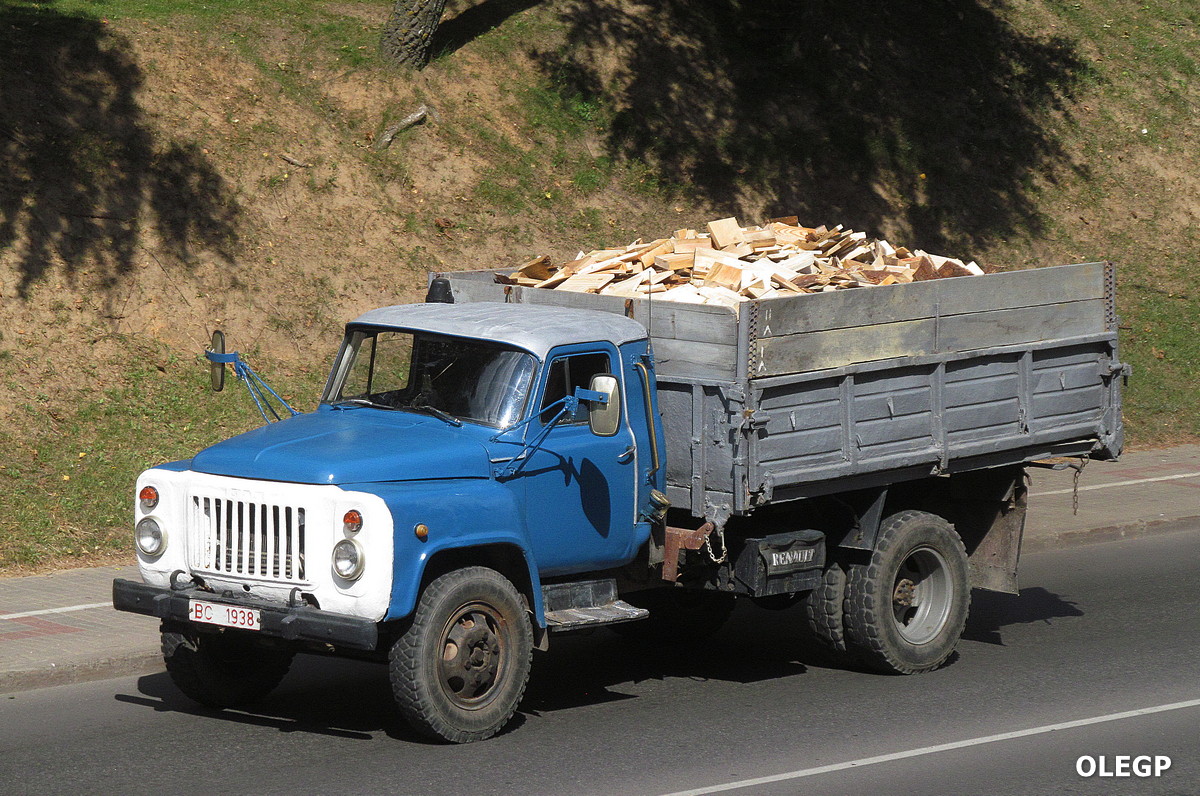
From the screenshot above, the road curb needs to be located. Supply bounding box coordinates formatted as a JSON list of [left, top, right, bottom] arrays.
[[0, 650, 163, 696], [1021, 515, 1199, 553]]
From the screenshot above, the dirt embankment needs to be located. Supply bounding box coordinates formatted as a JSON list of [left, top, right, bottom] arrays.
[[0, 8, 680, 419], [2, 0, 1198, 572]]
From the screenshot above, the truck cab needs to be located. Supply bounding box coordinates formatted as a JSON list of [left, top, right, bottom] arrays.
[[115, 302, 666, 742]]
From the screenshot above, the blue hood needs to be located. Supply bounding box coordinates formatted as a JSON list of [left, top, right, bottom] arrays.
[[191, 408, 492, 484]]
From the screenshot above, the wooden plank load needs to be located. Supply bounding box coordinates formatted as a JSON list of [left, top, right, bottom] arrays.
[[494, 216, 992, 308]]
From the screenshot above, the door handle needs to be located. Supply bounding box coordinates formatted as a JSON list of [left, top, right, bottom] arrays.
[[617, 445, 635, 463]]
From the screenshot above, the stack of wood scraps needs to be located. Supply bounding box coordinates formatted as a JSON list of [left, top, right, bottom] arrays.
[[494, 216, 993, 308]]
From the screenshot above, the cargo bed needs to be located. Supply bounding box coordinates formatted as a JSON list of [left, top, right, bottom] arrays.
[[439, 262, 1124, 521]]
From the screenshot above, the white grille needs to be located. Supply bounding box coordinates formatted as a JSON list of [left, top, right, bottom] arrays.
[[188, 493, 307, 583]]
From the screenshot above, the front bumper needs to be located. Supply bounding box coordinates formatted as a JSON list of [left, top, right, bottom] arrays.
[[112, 578, 379, 651]]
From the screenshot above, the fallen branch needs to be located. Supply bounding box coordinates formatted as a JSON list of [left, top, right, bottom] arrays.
[[374, 104, 431, 151]]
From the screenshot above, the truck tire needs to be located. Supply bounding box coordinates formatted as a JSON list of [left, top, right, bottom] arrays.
[[390, 567, 533, 743], [844, 511, 969, 674], [609, 588, 736, 642], [161, 623, 294, 708], [800, 560, 850, 654]]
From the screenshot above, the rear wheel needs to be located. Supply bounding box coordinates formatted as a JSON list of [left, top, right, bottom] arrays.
[[390, 567, 533, 743], [844, 511, 969, 674], [161, 623, 294, 708], [800, 559, 850, 654]]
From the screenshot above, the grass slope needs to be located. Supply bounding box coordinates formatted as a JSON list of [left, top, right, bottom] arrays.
[[0, 0, 1197, 572]]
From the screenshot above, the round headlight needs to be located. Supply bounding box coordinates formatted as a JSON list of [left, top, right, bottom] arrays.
[[135, 518, 166, 556], [139, 485, 159, 512], [332, 539, 364, 580]]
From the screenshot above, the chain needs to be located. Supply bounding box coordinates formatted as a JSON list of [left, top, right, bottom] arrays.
[[1070, 456, 1088, 516], [703, 525, 728, 564]]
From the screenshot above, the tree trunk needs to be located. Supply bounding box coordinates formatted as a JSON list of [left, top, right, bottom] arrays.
[[381, 0, 449, 68]]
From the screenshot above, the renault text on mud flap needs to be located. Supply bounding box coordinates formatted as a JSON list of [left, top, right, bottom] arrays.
[[772, 548, 814, 569]]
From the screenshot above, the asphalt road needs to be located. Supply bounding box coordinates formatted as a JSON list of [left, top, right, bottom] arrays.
[[2, 528, 1197, 796]]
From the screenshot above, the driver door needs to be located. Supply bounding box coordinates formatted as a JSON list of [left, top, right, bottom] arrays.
[[520, 345, 638, 575]]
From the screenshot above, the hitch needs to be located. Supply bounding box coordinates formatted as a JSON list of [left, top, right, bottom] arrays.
[[662, 522, 715, 582]]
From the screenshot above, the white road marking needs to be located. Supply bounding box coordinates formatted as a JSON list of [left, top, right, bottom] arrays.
[[0, 602, 112, 621], [1030, 471, 1200, 497], [657, 697, 1200, 796]]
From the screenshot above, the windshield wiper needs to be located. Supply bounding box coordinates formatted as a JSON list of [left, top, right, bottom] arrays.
[[328, 397, 393, 410], [410, 403, 463, 426]]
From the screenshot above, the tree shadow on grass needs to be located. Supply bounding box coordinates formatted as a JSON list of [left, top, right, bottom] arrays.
[[431, 0, 544, 60], [535, 0, 1091, 253], [0, 2, 238, 299]]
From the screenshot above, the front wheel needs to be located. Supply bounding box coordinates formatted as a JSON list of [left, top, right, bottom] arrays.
[[161, 623, 294, 708], [844, 511, 969, 674], [390, 567, 533, 743]]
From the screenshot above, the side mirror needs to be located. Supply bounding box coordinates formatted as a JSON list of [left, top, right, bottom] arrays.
[[209, 330, 226, 392], [586, 374, 620, 437]]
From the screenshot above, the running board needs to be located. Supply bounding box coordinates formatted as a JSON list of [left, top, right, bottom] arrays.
[[544, 600, 648, 630], [542, 577, 648, 630]]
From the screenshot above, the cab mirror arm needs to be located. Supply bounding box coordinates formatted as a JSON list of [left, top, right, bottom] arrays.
[[490, 387, 609, 478]]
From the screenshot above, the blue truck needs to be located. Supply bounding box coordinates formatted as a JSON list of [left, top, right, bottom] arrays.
[[113, 261, 1125, 742]]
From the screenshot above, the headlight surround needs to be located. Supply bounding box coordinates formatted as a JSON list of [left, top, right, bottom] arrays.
[[135, 517, 166, 556], [332, 539, 365, 581]]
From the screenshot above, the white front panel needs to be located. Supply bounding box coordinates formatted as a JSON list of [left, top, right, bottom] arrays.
[[135, 469, 394, 621]]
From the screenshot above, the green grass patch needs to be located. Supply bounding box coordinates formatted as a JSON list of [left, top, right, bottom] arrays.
[[519, 82, 608, 139], [571, 159, 611, 194], [1120, 287, 1200, 444]]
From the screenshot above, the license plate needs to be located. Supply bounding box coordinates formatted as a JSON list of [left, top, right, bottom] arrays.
[[188, 599, 261, 631]]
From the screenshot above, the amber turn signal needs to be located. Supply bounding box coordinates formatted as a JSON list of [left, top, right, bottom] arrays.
[[138, 485, 159, 511], [343, 509, 363, 533]]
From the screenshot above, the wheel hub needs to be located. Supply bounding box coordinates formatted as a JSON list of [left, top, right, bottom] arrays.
[[439, 607, 504, 707], [889, 546, 952, 645], [893, 578, 916, 607]]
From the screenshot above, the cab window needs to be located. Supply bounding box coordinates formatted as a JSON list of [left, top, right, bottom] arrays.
[[539, 352, 611, 424]]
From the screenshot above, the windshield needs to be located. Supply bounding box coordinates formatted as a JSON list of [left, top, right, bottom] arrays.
[[322, 329, 536, 428]]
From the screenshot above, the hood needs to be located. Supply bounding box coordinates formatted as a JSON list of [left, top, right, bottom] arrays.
[[190, 408, 492, 484]]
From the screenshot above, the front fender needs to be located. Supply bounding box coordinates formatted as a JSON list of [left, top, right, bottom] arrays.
[[344, 479, 541, 624]]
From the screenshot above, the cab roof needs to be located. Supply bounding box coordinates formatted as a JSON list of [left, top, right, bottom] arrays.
[[349, 302, 648, 359]]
